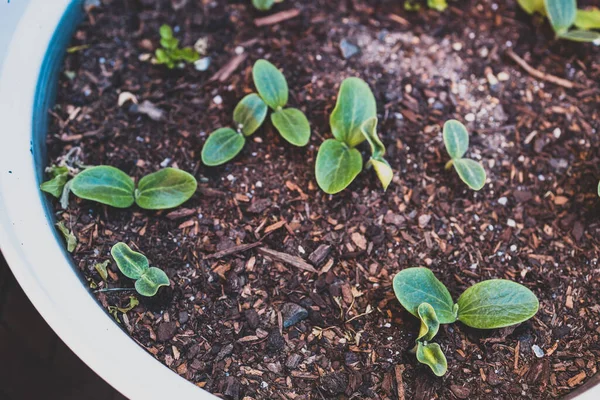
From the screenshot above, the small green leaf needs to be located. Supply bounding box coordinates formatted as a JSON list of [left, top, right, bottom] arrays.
[[443, 119, 469, 160], [160, 37, 179, 51], [558, 29, 600, 42], [108, 296, 139, 322], [452, 158, 486, 191], [94, 260, 110, 282], [544, 0, 577, 34], [201, 128, 246, 166], [56, 221, 77, 252], [369, 158, 393, 191], [135, 168, 197, 210], [173, 47, 200, 62], [361, 117, 385, 159], [330, 77, 377, 148], [597, 181, 600, 197], [110, 242, 149, 280], [575, 8, 600, 30], [517, 0, 546, 15], [41, 171, 69, 198], [271, 107, 311, 146], [457, 279, 539, 329], [71, 166, 135, 208], [159, 24, 173, 39], [252, 59, 288, 110], [135, 267, 170, 297], [417, 303, 440, 342], [233, 94, 268, 136], [416, 342, 447, 376], [427, 0, 447, 11], [315, 139, 363, 194], [393, 268, 457, 324], [252, 0, 276, 11]]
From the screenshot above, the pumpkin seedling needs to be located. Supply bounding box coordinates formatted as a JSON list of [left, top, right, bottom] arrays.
[[315, 77, 392, 194], [252, 0, 283, 11], [443, 119, 486, 191], [154, 24, 200, 69], [202, 59, 310, 166], [110, 242, 170, 297], [63, 166, 197, 210], [518, 0, 600, 42], [393, 267, 539, 376]]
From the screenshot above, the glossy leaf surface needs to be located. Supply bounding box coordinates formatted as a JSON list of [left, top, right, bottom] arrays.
[[417, 303, 440, 342], [233, 94, 268, 136], [416, 342, 448, 376], [271, 107, 311, 146], [315, 139, 363, 194], [135, 267, 170, 297], [453, 158, 486, 191], [70, 166, 135, 208], [201, 128, 246, 166], [135, 168, 197, 210], [443, 119, 469, 159], [111, 242, 149, 280], [252, 59, 288, 110]]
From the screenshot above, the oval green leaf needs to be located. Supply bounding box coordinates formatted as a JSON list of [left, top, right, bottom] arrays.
[[159, 24, 173, 39], [452, 158, 486, 191], [135, 267, 170, 297], [417, 303, 440, 342], [135, 168, 197, 210], [271, 108, 311, 146], [41, 172, 69, 198], [252, 59, 288, 110], [517, 0, 546, 15], [330, 77, 377, 148], [416, 342, 447, 377], [111, 242, 149, 280], [393, 268, 457, 324], [443, 119, 469, 159], [201, 128, 246, 166], [457, 279, 539, 329], [558, 29, 600, 42], [252, 0, 275, 11], [315, 139, 363, 194], [545, 0, 576, 34], [56, 221, 77, 253], [233, 94, 268, 136], [70, 166, 135, 208], [370, 158, 393, 191], [575, 8, 600, 30]]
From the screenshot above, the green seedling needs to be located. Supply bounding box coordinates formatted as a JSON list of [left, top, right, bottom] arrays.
[[393, 267, 539, 376], [404, 0, 447, 12], [443, 119, 486, 191], [42, 165, 197, 210], [201, 59, 310, 166], [108, 296, 139, 322], [518, 0, 600, 42], [315, 77, 392, 194], [154, 24, 200, 69], [252, 0, 283, 11], [111, 242, 170, 297], [56, 221, 77, 252], [40, 165, 70, 198]]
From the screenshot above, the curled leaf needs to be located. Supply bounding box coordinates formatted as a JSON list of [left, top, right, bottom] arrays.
[[457, 279, 539, 329], [315, 139, 363, 194], [361, 117, 393, 190], [544, 0, 576, 34], [135, 267, 170, 297], [110, 242, 149, 280], [56, 221, 77, 253], [271, 107, 311, 146], [443, 119, 469, 160], [417, 303, 440, 342], [452, 158, 486, 191], [70, 166, 135, 208], [233, 94, 268, 136], [369, 158, 393, 191], [94, 260, 110, 282], [40, 166, 69, 198], [416, 342, 448, 376], [201, 128, 246, 166], [135, 168, 197, 210], [252, 59, 288, 110]]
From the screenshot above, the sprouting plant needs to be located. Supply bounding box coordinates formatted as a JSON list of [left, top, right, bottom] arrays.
[[201, 59, 310, 166], [518, 0, 600, 42], [393, 267, 539, 376], [42, 166, 197, 210], [443, 119, 486, 191], [111, 242, 170, 297], [108, 296, 139, 322], [315, 77, 392, 194], [404, 0, 447, 12], [252, 0, 283, 11], [154, 24, 200, 69]]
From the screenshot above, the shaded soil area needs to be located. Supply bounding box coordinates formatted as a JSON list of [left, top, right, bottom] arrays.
[[46, 0, 600, 398]]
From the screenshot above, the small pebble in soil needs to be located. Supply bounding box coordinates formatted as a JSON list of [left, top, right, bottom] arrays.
[[281, 302, 308, 328], [498, 196, 508, 206], [234, 46, 244, 55], [178, 311, 188, 324], [532, 344, 545, 358], [213, 95, 223, 105], [339, 38, 359, 59], [194, 57, 210, 71], [507, 219, 516, 227]]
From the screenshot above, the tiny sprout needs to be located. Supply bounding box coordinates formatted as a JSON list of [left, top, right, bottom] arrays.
[[40, 165, 69, 198], [111, 242, 170, 297], [443, 119, 486, 191], [56, 221, 77, 252], [202, 59, 310, 166], [393, 267, 539, 376], [154, 24, 200, 69], [315, 77, 392, 194], [252, 0, 283, 11]]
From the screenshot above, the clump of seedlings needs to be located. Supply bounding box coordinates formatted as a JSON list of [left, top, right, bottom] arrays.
[[518, 0, 600, 42], [41, 165, 197, 210], [154, 24, 200, 68], [252, 0, 283, 11], [443, 119, 486, 191], [111, 242, 170, 297], [394, 268, 539, 376], [315, 78, 392, 194], [201, 59, 310, 166]]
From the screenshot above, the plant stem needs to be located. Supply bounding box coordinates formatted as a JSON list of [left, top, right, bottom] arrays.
[[444, 159, 454, 170]]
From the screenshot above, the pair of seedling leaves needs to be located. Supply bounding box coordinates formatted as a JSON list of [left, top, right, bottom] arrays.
[[443, 120, 486, 191], [315, 78, 393, 194], [519, 0, 600, 42], [111, 242, 169, 297], [155, 24, 200, 69], [201, 59, 310, 166], [41, 165, 197, 210], [393, 268, 539, 376]]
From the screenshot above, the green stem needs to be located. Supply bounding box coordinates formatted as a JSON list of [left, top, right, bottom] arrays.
[[445, 159, 454, 170]]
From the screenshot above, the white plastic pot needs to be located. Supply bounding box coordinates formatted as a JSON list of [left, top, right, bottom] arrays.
[[0, 1, 597, 399]]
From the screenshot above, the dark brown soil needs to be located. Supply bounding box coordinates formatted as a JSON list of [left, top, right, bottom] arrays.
[[45, 0, 600, 398]]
